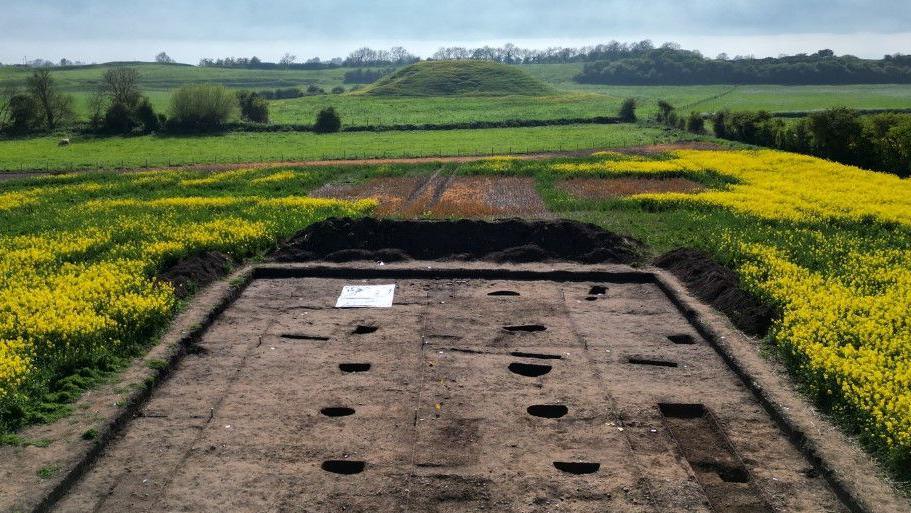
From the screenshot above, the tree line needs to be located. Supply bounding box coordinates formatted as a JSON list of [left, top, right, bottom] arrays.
[[198, 47, 419, 69], [194, 41, 661, 69], [710, 108, 911, 176], [576, 47, 911, 85], [343, 68, 394, 84], [0, 68, 344, 136], [11, 42, 911, 87], [648, 100, 910, 176]]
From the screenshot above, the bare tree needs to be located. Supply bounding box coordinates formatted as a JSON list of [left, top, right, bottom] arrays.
[[26, 69, 73, 130], [87, 88, 108, 128], [389, 47, 417, 64], [100, 67, 142, 107], [279, 53, 297, 67], [155, 52, 174, 64]]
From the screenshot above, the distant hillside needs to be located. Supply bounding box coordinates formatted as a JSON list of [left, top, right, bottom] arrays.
[[362, 61, 554, 96]]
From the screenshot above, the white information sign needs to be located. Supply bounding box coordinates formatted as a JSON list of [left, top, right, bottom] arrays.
[[335, 284, 396, 308]]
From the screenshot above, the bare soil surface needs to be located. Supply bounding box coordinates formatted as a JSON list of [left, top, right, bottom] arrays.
[[312, 174, 548, 218], [271, 218, 644, 264], [558, 177, 706, 199], [49, 272, 850, 513]]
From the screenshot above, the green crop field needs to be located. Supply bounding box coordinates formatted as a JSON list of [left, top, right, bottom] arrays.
[[271, 82, 911, 127], [270, 93, 620, 125], [683, 84, 911, 113], [0, 124, 701, 172]]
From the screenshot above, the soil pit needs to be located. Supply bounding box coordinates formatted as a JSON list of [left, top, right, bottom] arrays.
[[51, 267, 851, 513], [272, 217, 644, 264]]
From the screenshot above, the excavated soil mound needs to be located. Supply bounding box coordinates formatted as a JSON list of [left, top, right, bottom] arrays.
[[158, 251, 234, 299], [655, 248, 773, 337], [272, 217, 643, 264]]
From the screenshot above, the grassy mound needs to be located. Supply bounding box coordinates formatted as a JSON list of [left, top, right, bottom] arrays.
[[362, 61, 555, 97]]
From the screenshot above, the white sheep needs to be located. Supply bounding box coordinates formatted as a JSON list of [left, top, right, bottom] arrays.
[[58, 138, 70, 146]]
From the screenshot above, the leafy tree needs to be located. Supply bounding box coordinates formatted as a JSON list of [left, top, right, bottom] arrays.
[[808, 108, 864, 163], [711, 111, 729, 138], [685, 112, 705, 133], [0, 85, 17, 132], [25, 69, 74, 131], [656, 100, 675, 124], [618, 98, 637, 122], [237, 91, 269, 123], [135, 97, 162, 132], [887, 120, 911, 177], [331, 86, 346, 94], [5, 94, 40, 134], [103, 102, 135, 133], [168, 84, 238, 131], [155, 52, 174, 64], [313, 107, 341, 133]]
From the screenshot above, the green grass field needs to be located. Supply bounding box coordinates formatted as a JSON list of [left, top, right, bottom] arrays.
[[0, 124, 699, 172], [683, 84, 911, 113], [362, 60, 554, 96], [270, 93, 620, 125], [0, 63, 349, 92], [4, 62, 910, 127]]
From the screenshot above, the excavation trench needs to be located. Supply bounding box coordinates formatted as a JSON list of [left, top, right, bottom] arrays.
[[37, 258, 867, 513]]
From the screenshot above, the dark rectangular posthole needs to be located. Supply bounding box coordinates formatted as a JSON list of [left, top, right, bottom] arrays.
[[667, 334, 696, 345], [503, 324, 546, 332], [280, 334, 331, 341], [659, 403, 771, 513], [628, 357, 678, 368], [510, 351, 562, 360]]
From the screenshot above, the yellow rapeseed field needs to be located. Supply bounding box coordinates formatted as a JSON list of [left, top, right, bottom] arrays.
[[573, 149, 911, 463], [0, 167, 374, 427]]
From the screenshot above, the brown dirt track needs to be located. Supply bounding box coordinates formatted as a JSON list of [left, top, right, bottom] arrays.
[[48, 271, 850, 513]]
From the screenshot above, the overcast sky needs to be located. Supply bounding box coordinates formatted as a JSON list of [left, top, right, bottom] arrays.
[[2, 0, 910, 64]]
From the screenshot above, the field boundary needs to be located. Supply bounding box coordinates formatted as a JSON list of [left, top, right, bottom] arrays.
[[771, 107, 911, 118], [6, 261, 906, 512]]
